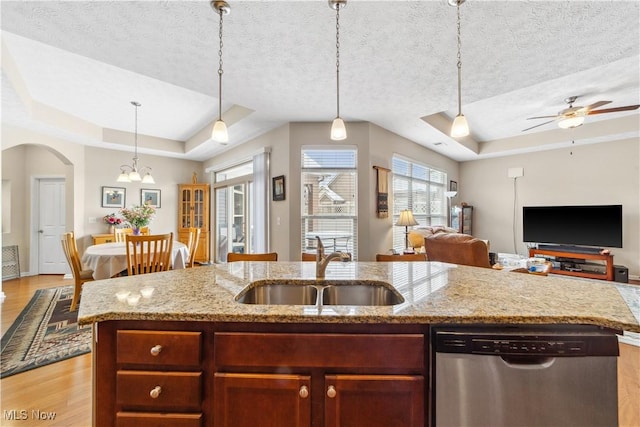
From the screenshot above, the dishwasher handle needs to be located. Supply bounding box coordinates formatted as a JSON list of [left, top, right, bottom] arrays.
[[500, 355, 555, 369]]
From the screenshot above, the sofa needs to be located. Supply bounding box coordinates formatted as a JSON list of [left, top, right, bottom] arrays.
[[423, 233, 492, 268]]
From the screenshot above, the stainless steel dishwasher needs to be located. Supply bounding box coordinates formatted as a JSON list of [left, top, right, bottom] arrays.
[[433, 325, 619, 427]]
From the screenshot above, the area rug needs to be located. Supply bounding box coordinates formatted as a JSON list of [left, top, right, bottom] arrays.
[[1, 285, 92, 378]]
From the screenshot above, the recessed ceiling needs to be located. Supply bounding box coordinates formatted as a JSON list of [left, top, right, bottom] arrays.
[[1, 1, 638, 162]]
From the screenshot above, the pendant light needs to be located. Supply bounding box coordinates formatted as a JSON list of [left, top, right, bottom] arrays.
[[329, 0, 347, 141], [211, 1, 230, 144], [449, 0, 470, 138], [117, 101, 155, 184]]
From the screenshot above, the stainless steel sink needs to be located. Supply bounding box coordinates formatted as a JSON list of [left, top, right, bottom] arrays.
[[322, 284, 404, 306], [235, 281, 404, 306], [235, 283, 318, 305]]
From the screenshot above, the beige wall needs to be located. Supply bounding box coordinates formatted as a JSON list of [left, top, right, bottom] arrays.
[[2, 125, 204, 275], [4, 120, 636, 277], [206, 121, 457, 262], [459, 138, 639, 276]]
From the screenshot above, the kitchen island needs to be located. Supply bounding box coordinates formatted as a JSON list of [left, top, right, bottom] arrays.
[[78, 261, 639, 427]]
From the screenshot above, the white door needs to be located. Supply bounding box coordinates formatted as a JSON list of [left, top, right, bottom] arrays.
[[38, 178, 67, 274]]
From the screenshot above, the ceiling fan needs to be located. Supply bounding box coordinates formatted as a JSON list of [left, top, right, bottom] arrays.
[[522, 96, 639, 132]]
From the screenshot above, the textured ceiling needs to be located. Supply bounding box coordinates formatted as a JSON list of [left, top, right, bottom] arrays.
[[1, 0, 639, 161]]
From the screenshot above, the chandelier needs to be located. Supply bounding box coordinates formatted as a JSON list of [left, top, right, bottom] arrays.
[[117, 101, 155, 184]]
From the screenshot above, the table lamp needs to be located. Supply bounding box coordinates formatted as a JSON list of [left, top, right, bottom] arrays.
[[396, 209, 418, 252]]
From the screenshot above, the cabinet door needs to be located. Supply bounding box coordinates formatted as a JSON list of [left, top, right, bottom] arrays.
[[461, 206, 473, 235], [214, 373, 311, 427], [324, 375, 424, 427]]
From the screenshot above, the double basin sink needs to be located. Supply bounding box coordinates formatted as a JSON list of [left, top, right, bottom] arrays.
[[236, 280, 404, 307]]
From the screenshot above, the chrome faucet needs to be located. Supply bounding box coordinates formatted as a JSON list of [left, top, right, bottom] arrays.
[[315, 236, 351, 279]]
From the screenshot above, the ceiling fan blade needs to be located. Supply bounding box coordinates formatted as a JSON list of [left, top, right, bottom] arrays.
[[579, 100, 612, 112], [587, 105, 640, 115], [522, 120, 556, 132], [526, 115, 558, 120]]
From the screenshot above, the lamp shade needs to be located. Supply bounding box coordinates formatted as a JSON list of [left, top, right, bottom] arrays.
[[212, 119, 229, 143], [331, 117, 347, 140], [396, 209, 419, 227], [445, 191, 458, 199], [451, 114, 469, 137], [117, 171, 131, 183], [141, 173, 155, 184]]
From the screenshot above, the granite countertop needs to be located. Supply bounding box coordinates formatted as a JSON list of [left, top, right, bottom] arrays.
[[78, 261, 640, 332]]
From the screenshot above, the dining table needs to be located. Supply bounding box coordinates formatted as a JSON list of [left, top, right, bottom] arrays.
[[81, 241, 190, 280]]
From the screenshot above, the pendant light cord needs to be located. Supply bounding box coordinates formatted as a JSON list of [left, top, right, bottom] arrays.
[[335, 4, 341, 118], [456, 2, 463, 116], [132, 101, 140, 165], [218, 7, 224, 121]]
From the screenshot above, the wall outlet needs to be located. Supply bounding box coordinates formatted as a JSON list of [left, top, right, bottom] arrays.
[[508, 167, 524, 178]]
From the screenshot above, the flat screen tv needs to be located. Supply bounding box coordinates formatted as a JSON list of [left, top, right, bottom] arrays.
[[522, 205, 622, 248]]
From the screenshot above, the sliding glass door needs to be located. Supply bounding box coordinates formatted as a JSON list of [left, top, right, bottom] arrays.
[[214, 180, 253, 263]]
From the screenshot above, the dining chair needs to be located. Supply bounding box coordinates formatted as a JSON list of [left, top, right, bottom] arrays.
[[114, 228, 131, 242], [126, 233, 174, 275], [375, 253, 427, 262], [186, 227, 202, 268], [60, 232, 95, 311], [114, 227, 150, 242], [227, 252, 278, 262]]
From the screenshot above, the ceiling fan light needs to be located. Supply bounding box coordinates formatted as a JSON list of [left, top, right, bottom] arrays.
[[212, 119, 229, 143], [141, 173, 155, 184], [331, 117, 347, 141], [451, 114, 470, 138], [558, 116, 585, 129], [117, 171, 131, 183]]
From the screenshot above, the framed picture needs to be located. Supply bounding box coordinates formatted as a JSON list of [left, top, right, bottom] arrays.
[[449, 180, 458, 192], [272, 175, 285, 201], [101, 186, 125, 208], [141, 189, 161, 208]]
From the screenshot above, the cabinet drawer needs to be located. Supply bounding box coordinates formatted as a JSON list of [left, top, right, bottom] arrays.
[[117, 330, 201, 367], [215, 333, 424, 370], [116, 412, 202, 427], [116, 371, 202, 411]]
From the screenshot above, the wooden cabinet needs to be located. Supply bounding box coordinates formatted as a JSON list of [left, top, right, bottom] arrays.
[[324, 375, 424, 427], [214, 331, 425, 427], [92, 233, 115, 245], [451, 205, 473, 235], [104, 329, 204, 426], [214, 373, 311, 427], [95, 322, 428, 427], [178, 184, 210, 263]]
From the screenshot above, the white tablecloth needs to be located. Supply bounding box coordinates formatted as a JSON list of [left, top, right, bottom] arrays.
[[81, 241, 189, 280]]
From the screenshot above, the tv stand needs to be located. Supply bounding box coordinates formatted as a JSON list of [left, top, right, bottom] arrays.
[[529, 248, 614, 281]]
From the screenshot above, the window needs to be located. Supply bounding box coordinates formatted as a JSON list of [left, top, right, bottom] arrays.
[[392, 156, 447, 250], [301, 148, 358, 260]]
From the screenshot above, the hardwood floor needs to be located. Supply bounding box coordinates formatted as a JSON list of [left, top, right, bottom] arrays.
[[1, 275, 639, 426]]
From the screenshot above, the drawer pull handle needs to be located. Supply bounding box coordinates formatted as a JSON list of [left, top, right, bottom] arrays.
[[327, 385, 336, 398], [150, 345, 162, 356], [149, 386, 162, 399], [299, 385, 309, 399]]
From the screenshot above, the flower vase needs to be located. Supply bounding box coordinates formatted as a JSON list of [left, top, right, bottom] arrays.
[[132, 227, 141, 236], [109, 225, 115, 234]]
